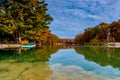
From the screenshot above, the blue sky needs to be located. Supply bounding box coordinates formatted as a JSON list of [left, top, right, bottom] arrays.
[[46, 0, 120, 39]]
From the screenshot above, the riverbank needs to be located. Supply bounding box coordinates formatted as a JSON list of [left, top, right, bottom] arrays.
[[0, 44, 21, 49], [107, 42, 120, 48]]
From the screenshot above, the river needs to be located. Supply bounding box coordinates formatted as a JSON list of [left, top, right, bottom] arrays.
[[0, 46, 120, 80]]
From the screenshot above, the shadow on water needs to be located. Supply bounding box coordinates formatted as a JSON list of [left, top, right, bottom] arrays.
[[74, 46, 120, 69]]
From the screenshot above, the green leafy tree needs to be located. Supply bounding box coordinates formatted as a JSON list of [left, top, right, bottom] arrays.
[[0, 0, 53, 43]]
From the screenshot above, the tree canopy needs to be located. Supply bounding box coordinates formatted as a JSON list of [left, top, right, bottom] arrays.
[[74, 21, 120, 45], [0, 0, 58, 45]]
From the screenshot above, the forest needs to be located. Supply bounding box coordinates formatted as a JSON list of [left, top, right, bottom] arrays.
[[74, 20, 120, 45], [0, 0, 58, 45]]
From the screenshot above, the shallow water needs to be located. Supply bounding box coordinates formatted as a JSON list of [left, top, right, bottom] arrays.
[[0, 46, 120, 80]]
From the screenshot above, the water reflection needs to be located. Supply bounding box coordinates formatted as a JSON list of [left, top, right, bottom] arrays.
[[49, 47, 120, 80], [74, 46, 120, 69], [0, 46, 120, 80], [48, 49, 105, 80], [0, 46, 74, 62], [0, 46, 59, 80], [0, 46, 59, 62]]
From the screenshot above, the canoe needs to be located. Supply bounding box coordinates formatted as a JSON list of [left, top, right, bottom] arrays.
[[22, 43, 36, 48]]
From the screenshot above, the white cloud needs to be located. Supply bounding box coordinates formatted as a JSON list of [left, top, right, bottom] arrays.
[[46, 0, 120, 38], [98, 0, 110, 5], [49, 64, 120, 80], [88, 14, 101, 20]]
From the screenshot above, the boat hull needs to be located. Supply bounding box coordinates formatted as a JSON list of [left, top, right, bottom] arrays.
[[22, 44, 36, 48]]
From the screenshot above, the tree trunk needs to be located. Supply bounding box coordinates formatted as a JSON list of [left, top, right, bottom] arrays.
[[18, 31, 21, 44]]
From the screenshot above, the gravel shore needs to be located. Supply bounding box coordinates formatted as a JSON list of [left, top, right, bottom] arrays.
[[0, 44, 21, 48]]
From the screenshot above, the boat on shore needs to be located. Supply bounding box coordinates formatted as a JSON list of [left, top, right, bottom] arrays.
[[22, 43, 36, 48], [107, 42, 120, 48]]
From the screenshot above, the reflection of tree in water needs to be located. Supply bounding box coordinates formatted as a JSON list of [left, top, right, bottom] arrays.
[[27, 46, 59, 62], [0, 48, 18, 61], [0, 46, 59, 62], [0, 46, 77, 62], [74, 46, 120, 69], [58, 45, 76, 49], [0, 47, 56, 80]]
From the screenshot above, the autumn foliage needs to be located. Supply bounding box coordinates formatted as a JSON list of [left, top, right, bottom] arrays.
[[74, 20, 120, 45], [0, 0, 57, 45]]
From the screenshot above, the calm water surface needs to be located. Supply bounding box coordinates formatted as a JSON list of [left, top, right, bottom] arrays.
[[0, 46, 120, 80]]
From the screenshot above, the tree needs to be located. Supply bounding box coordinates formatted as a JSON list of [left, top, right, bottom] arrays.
[[74, 34, 84, 45], [109, 21, 120, 42], [0, 0, 53, 43], [94, 22, 109, 42], [74, 22, 109, 44]]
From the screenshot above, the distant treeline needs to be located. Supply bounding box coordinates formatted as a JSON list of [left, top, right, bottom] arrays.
[[74, 20, 120, 45]]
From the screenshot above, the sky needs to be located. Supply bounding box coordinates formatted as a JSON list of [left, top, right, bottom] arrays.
[[46, 0, 120, 39]]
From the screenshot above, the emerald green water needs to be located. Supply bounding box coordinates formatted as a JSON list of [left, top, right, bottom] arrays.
[[0, 46, 120, 80]]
